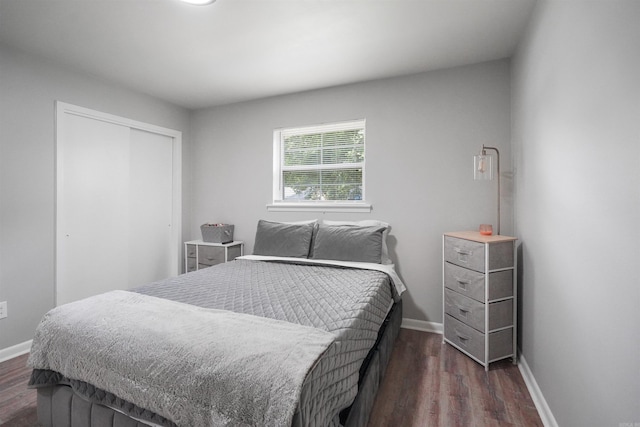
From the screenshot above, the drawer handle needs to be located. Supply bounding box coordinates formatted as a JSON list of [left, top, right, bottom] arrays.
[[454, 277, 468, 289], [454, 329, 471, 343], [454, 247, 471, 256], [457, 306, 470, 317]]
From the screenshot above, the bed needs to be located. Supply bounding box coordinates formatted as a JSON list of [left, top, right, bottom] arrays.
[[27, 219, 406, 427]]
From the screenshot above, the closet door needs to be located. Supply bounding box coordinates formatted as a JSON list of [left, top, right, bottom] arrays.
[[128, 128, 174, 289], [56, 103, 180, 306]]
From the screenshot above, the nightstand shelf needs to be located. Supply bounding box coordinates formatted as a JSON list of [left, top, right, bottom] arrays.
[[184, 240, 244, 273], [442, 231, 518, 370]]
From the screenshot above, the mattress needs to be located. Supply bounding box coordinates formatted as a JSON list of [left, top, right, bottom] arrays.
[[29, 258, 402, 427]]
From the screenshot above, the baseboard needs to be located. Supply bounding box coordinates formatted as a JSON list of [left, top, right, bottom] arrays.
[[518, 354, 558, 427], [0, 340, 32, 363], [401, 318, 443, 334]]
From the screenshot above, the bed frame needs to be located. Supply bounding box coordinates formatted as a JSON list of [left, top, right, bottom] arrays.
[[34, 300, 402, 427]]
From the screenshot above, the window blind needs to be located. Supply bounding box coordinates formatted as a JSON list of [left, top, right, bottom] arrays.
[[275, 119, 365, 202]]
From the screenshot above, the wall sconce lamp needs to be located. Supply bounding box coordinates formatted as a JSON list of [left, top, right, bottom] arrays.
[[474, 144, 500, 235]]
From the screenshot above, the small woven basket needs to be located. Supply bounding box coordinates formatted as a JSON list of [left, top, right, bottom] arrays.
[[200, 224, 234, 243]]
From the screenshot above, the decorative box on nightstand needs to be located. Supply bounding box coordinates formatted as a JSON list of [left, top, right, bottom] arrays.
[[442, 231, 518, 370], [184, 240, 244, 273]]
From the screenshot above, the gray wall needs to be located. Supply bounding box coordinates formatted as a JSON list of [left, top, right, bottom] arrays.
[[189, 60, 513, 323], [0, 43, 191, 351], [512, 1, 640, 425]]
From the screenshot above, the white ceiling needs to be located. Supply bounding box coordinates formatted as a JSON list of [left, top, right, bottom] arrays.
[[0, 0, 536, 110]]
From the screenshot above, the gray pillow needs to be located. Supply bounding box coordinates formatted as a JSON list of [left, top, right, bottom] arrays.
[[253, 220, 315, 258], [311, 225, 386, 263]]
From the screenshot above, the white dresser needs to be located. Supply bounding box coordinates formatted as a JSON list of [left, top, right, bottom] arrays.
[[442, 231, 517, 370], [184, 240, 244, 273]]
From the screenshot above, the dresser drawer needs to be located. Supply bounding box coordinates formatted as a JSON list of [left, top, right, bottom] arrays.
[[444, 289, 513, 332], [444, 263, 513, 302], [186, 244, 197, 258], [186, 257, 197, 272], [197, 245, 225, 267], [445, 314, 484, 361], [444, 236, 485, 272], [444, 288, 485, 331], [444, 236, 514, 273], [444, 315, 514, 363], [444, 262, 485, 301]]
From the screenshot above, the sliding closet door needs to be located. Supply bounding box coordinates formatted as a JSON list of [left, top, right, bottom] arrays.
[[57, 114, 131, 305], [56, 103, 181, 306], [128, 128, 174, 288]]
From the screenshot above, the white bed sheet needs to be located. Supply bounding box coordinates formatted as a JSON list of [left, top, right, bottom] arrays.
[[237, 255, 407, 296]]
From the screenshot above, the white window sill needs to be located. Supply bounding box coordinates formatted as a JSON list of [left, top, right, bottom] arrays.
[[266, 202, 372, 213]]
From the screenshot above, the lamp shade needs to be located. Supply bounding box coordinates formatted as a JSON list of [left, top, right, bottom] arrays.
[[473, 144, 500, 235], [474, 153, 493, 180]]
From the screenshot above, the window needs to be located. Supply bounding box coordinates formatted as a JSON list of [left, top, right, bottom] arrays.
[[270, 119, 370, 212]]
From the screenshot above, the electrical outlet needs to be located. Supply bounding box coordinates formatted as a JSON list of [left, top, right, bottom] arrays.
[[0, 301, 7, 319]]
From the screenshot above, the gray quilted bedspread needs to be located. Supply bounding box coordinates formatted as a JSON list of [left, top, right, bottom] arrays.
[[134, 259, 394, 426], [28, 290, 336, 427], [29, 259, 394, 427]]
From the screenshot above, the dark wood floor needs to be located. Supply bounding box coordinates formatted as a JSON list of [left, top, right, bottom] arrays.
[[367, 329, 542, 427], [0, 329, 541, 427], [0, 353, 38, 426]]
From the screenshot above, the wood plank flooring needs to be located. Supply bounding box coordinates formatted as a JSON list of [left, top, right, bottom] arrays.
[[367, 329, 542, 427], [0, 329, 542, 427], [0, 353, 38, 426]]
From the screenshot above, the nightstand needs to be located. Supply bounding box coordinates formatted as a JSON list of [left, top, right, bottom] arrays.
[[442, 231, 517, 370], [184, 240, 244, 273]]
